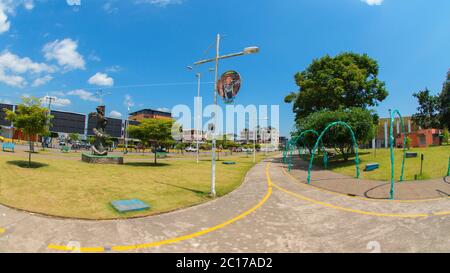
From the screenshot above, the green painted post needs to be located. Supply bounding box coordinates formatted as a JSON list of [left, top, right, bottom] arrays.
[[388, 109, 407, 200], [447, 157, 450, 177], [389, 110, 395, 200], [307, 121, 360, 184]]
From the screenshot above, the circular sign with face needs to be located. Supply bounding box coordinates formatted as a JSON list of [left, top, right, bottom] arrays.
[[217, 70, 241, 104]]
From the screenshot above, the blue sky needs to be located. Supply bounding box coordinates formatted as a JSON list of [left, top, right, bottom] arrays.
[[0, 0, 449, 136]]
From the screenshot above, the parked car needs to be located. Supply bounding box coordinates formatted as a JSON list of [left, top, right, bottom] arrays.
[[185, 146, 198, 152], [151, 147, 167, 153]]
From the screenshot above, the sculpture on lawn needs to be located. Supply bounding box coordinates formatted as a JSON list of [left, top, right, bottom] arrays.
[[91, 105, 109, 156]]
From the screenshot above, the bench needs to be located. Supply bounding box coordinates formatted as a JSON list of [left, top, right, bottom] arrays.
[[365, 163, 379, 172], [406, 152, 417, 158], [222, 161, 236, 165], [2, 142, 14, 152], [156, 152, 168, 158], [60, 146, 71, 153]]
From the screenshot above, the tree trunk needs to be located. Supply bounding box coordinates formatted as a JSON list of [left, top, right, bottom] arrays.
[[154, 144, 157, 165], [28, 141, 33, 168]]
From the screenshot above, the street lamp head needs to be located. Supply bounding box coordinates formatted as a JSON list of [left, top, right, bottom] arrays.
[[187, 66, 193, 70], [243, 46, 260, 55]]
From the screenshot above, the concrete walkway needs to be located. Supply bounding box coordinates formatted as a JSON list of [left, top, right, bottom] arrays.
[[287, 157, 450, 200], [1, 156, 450, 252]]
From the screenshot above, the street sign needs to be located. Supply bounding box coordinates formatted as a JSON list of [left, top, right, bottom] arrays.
[[217, 70, 241, 104]]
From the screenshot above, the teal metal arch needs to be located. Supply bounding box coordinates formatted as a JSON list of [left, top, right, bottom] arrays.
[[388, 109, 407, 200], [307, 121, 360, 184], [286, 130, 326, 171]]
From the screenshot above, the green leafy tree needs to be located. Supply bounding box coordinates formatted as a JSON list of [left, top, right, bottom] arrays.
[[411, 88, 441, 129], [442, 128, 449, 145], [4, 97, 53, 167], [285, 52, 388, 121], [175, 142, 188, 154], [128, 118, 174, 165], [405, 136, 411, 150], [439, 70, 450, 129], [69, 133, 80, 143], [298, 108, 375, 161]]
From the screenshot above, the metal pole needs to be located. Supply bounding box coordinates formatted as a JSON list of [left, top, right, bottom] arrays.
[[196, 73, 201, 164], [389, 109, 395, 200], [45, 96, 55, 148], [125, 107, 130, 154], [211, 34, 220, 197], [253, 126, 256, 163]]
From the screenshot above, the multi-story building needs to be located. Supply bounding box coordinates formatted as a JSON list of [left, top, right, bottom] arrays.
[[357, 116, 442, 148], [129, 108, 172, 122], [239, 127, 280, 151], [182, 130, 205, 143], [0, 103, 169, 143]]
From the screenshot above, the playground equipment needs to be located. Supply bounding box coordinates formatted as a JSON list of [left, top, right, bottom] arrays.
[[284, 130, 329, 172], [2, 142, 15, 152], [365, 163, 379, 172], [447, 157, 450, 177], [388, 109, 407, 200], [307, 121, 360, 184]]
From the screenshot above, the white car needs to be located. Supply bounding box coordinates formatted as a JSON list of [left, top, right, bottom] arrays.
[[185, 146, 198, 152]]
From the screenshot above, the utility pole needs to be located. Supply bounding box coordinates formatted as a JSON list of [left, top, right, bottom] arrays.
[[96, 90, 111, 106], [192, 34, 259, 198], [44, 95, 56, 149]]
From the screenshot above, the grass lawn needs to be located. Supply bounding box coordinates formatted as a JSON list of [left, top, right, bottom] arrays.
[[0, 150, 268, 219], [309, 145, 450, 181]]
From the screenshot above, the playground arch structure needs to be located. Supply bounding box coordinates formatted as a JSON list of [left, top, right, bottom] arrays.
[[388, 109, 407, 200], [283, 130, 329, 172], [306, 121, 360, 184], [283, 112, 409, 200]]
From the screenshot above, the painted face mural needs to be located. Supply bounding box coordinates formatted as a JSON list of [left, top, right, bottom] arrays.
[[217, 70, 241, 104]]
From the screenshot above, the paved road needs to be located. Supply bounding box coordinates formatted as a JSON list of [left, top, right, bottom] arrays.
[[1, 156, 450, 253]]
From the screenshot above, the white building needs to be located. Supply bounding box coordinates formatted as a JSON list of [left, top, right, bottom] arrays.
[[239, 127, 280, 151]]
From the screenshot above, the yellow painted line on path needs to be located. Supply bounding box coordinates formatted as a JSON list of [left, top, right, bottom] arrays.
[[282, 166, 448, 203], [272, 181, 429, 218], [48, 163, 273, 252]]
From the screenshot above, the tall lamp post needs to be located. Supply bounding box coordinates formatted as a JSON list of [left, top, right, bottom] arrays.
[[124, 106, 131, 155], [187, 67, 214, 164], [192, 34, 259, 197], [44, 95, 56, 148]]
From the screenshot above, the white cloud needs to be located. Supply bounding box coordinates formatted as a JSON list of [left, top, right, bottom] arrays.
[[156, 107, 170, 113], [40, 96, 71, 107], [66, 0, 81, 6], [0, 98, 12, 104], [106, 65, 122, 73], [67, 89, 100, 102], [0, 72, 25, 87], [88, 52, 101, 62], [0, 2, 11, 34], [23, 0, 34, 10], [361, 0, 383, 5], [43, 38, 85, 71], [32, 75, 53, 87], [103, 1, 118, 14], [135, 0, 183, 7], [0, 0, 36, 34], [88, 72, 114, 87], [109, 110, 122, 118], [0, 50, 55, 74], [0, 50, 55, 88]]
